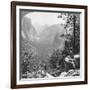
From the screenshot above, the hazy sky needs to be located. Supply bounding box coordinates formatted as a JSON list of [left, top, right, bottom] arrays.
[[24, 12, 67, 34]]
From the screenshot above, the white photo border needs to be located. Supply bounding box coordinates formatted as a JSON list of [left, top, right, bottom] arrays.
[[16, 5, 85, 85]]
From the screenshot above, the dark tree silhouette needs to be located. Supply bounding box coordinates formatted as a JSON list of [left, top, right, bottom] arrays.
[[58, 13, 80, 55]]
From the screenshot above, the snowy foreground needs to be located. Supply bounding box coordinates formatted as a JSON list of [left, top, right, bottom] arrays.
[[22, 69, 80, 79], [21, 54, 80, 79], [44, 69, 80, 78]]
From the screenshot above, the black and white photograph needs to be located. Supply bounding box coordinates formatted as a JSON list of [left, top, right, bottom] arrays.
[[11, 1, 87, 89], [20, 10, 80, 79]]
